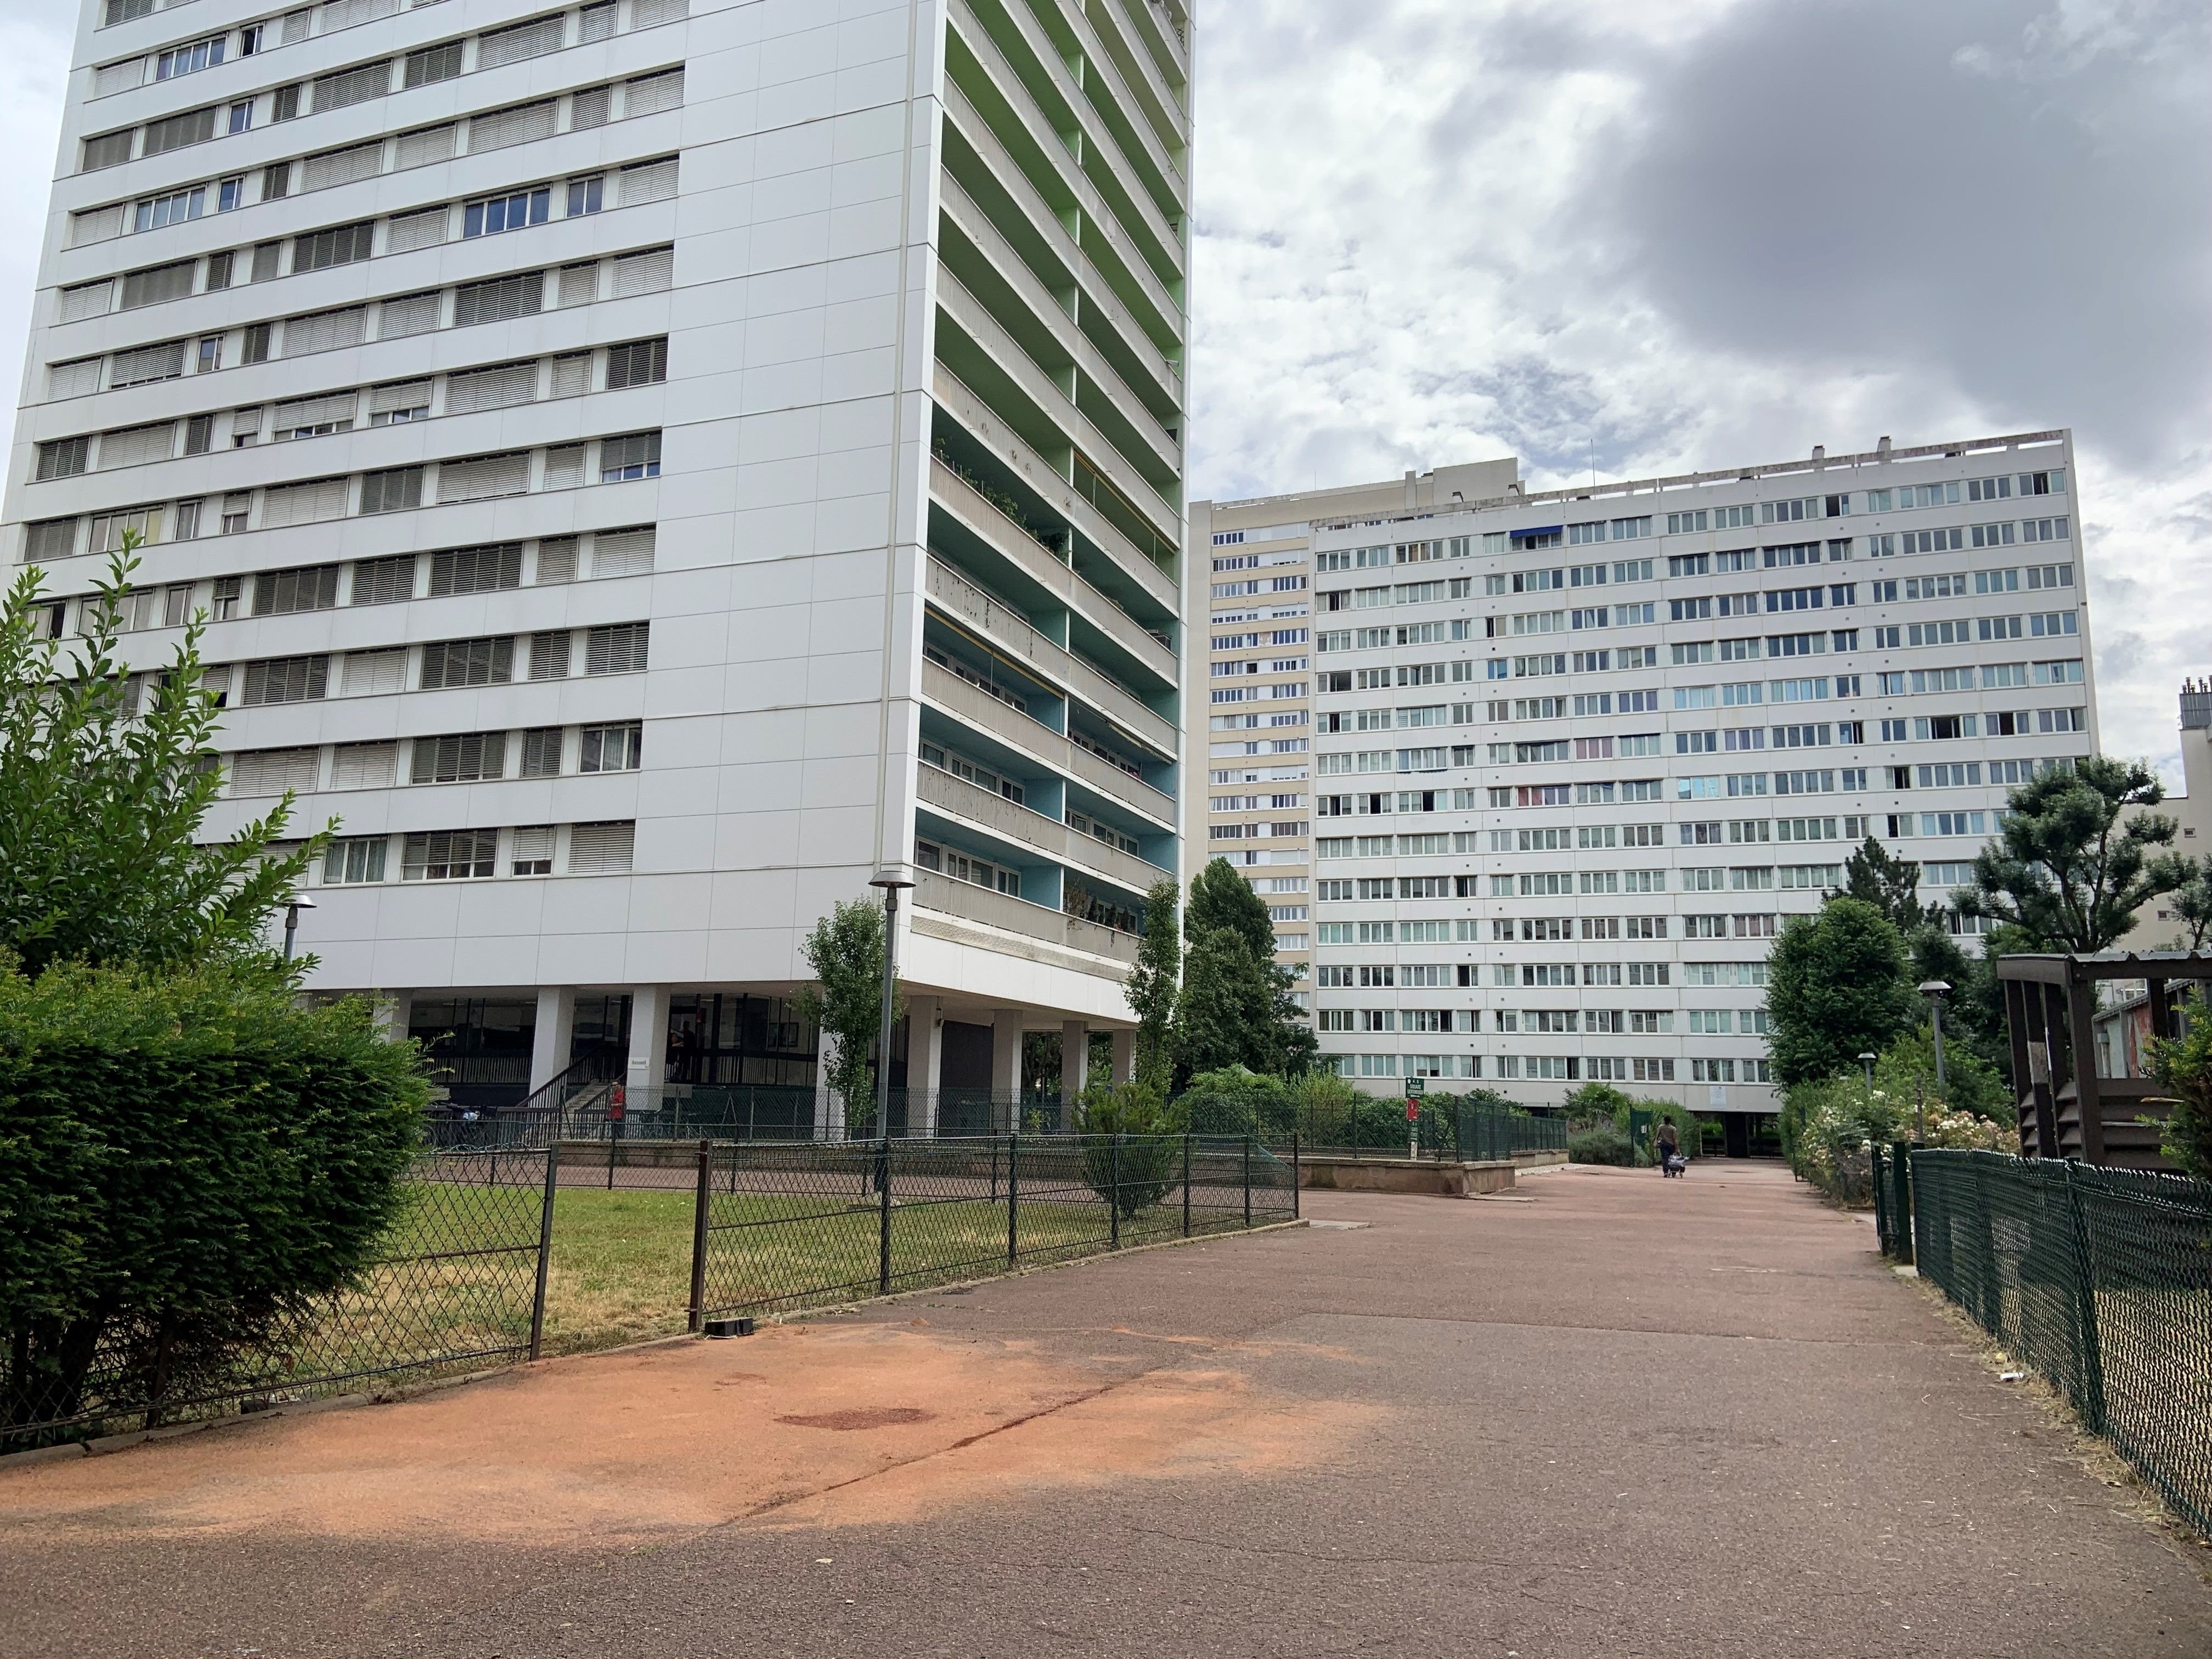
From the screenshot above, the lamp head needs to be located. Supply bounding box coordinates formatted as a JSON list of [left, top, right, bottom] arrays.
[[287, 894, 318, 912], [1917, 979, 1951, 998], [1857, 1051, 1877, 1063], [868, 867, 916, 892]]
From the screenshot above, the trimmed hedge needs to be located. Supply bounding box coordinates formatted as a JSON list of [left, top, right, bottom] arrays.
[[0, 962, 427, 1435]]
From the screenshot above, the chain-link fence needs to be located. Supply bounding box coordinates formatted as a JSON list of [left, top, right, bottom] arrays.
[[696, 1135, 1297, 1319], [1251, 1098, 1568, 1162], [1911, 1150, 2212, 1536], [2, 1149, 554, 1454]]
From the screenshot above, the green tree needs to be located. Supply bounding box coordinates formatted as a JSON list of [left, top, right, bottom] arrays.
[[1836, 836, 1926, 931], [1765, 897, 1914, 1087], [1171, 922, 1277, 1082], [1181, 857, 1314, 1080], [2161, 856, 2212, 951], [2146, 995, 2212, 1179], [793, 898, 896, 1132], [1955, 758, 2191, 952], [1, 546, 329, 975], [1122, 879, 1181, 1085]]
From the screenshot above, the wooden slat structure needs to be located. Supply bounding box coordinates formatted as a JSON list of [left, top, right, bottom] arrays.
[[1997, 950, 2208, 1169]]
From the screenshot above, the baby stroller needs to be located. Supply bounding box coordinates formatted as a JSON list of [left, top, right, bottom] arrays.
[[1662, 1149, 1688, 1178]]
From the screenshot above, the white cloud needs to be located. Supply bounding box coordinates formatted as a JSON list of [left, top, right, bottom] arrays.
[[0, 16, 69, 445], [1189, 0, 2212, 782]]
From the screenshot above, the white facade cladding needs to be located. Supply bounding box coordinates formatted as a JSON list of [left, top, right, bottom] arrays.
[[7, 0, 1194, 1118], [1306, 431, 2095, 1114]]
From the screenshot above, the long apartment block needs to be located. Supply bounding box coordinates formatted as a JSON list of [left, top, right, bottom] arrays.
[[7, 0, 1195, 1121], [1184, 460, 1520, 1005], [1198, 433, 2092, 1117]]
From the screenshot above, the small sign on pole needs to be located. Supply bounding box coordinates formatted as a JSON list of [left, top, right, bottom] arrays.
[[1405, 1077, 1424, 1159]]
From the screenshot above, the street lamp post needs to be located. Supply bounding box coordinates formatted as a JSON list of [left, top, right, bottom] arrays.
[[1858, 1051, 1877, 1093], [1918, 979, 1953, 1090], [282, 894, 317, 961], [868, 869, 916, 1142]]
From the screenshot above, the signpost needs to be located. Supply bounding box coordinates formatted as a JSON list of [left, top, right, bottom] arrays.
[[1406, 1077, 1425, 1159]]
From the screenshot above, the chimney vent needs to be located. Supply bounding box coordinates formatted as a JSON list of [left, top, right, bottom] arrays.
[[1877, 436, 1893, 460]]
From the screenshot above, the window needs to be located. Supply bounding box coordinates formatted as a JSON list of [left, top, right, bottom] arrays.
[[253, 565, 340, 616], [600, 432, 662, 482], [420, 638, 516, 690], [464, 189, 551, 239], [134, 188, 206, 232], [83, 129, 135, 172], [142, 107, 217, 157], [569, 822, 637, 874], [429, 545, 523, 596], [518, 729, 563, 778], [511, 826, 555, 876], [324, 837, 388, 885], [402, 830, 498, 881], [36, 437, 91, 481], [293, 222, 374, 273], [411, 732, 507, 783], [156, 37, 226, 81], [404, 42, 463, 88], [567, 175, 605, 217], [241, 656, 329, 706], [229, 102, 253, 134], [351, 555, 415, 605], [360, 467, 424, 515], [580, 721, 644, 772], [585, 623, 650, 674], [120, 261, 196, 310], [453, 272, 544, 326], [606, 337, 668, 389]]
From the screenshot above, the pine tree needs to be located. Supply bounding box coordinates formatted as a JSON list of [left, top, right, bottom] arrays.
[[1836, 836, 1925, 931]]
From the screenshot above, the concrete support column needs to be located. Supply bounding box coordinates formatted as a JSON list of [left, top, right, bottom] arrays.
[[1111, 1028, 1136, 1084], [1060, 1019, 1090, 1125], [907, 996, 943, 1135], [627, 984, 669, 1109], [529, 986, 575, 1092], [373, 991, 411, 1043], [992, 1007, 1025, 1133]]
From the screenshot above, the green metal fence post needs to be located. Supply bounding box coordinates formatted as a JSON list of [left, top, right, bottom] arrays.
[[687, 1140, 710, 1333], [1006, 1131, 1020, 1267], [1182, 1132, 1192, 1237], [1109, 1135, 1121, 1248], [877, 1133, 892, 1296], [528, 1142, 560, 1361], [1870, 1144, 1891, 1254], [2060, 1160, 2111, 1436], [1890, 1141, 1914, 1265], [1293, 1132, 1301, 1220], [1243, 1135, 1253, 1228]]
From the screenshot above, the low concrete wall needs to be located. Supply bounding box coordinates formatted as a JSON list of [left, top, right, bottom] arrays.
[[1297, 1156, 1517, 1198], [1515, 1149, 1570, 1169]]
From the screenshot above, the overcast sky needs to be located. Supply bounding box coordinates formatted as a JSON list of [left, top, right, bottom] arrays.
[[1, 1, 2204, 777]]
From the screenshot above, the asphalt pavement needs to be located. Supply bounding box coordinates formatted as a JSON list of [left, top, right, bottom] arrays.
[[4, 1160, 2208, 1658]]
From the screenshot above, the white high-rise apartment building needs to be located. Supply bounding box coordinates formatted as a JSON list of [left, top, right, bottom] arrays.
[[1184, 460, 1519, 1001], [1304, 431, 2094, 1128], [7, 0, 1194, 1122]]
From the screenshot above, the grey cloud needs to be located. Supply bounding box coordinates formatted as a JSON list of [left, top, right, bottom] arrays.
[[1595, 0, 2212, 465]]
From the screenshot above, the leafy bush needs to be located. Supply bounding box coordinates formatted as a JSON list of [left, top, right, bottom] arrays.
[[2148, 995, 2212, 1180], [1072, 1078, 1180, 1218], [1780, 1036, 2013, 1206], [1562, 1082, 1637, 1123], [1568, 1124, 1635, 1165], [1178, 1066, 1294, 1137], [0, 961, 427, 1435]]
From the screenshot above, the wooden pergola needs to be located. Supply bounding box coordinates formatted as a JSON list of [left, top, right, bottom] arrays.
[[1997, 950, 2208, 1169]]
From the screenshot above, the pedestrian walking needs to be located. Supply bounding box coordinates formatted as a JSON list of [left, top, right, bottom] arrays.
[[1656, 1115, 1680, 1177]]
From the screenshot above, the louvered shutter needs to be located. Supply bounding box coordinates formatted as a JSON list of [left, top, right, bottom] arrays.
[[592, 526, 656, 577], [453, 273, 544, 326], [533, 540, 578, 586], [70, 206, 123, 247], [550, 354, 590, 398], [619, 159, 679, 206], [369, 379, 431, 416], [312, 60, 391, 112], [584, 622, 649, 674], [349, 558, 415, 606], [99, 422, 177, 469], [444, 362, 537, 414], [330, 740, 398, 786], [556, 262, 600, 307], [469, 100, 557, 153], [302, 142, 383, 191], [93, 59, 146, 98], [273, 392, 359, 434], [261, 478, 349, 527], [109, 341, 187, 387], [437, 453, 531, 503], [613, 247, 674, 295], [395, 125, 455, 170], [378, 291, 442, 337], [568, 822, 636, 873], [283, 307, 366, 356], [231, 748, 321, 796], [48, 359, 103, 399], [542, 445, 586, 489], [625, 70, 685, 116], [578, 2, 617, 42], [385, 207, 448, 253], [60, 282, 114, 322], [231, 408, 267, 441], [571, 84, 612, 129], [477, 16, 565, 68], [631, 0, 687, 25]]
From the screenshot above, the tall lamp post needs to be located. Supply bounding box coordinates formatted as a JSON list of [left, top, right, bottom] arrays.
[[1858, 1051, 1877, 1093], [282, 893, 317, 961], [868, 869, 915, 1142], [1918, 980, 1952, 1089]]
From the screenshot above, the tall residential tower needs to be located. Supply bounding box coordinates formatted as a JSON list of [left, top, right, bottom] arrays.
[[7, 0, 1194, 1120]]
